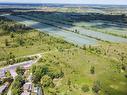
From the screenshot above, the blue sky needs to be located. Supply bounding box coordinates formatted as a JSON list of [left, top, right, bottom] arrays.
[[0, 0, 127, 5]]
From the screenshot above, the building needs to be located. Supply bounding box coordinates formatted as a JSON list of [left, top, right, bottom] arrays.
[[21, 82, 32, 95], [21, 91, 30, 95], [23, 82, 32, 92]]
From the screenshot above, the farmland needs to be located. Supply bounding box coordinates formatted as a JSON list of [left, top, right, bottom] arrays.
[[0, 4, 127, 95]]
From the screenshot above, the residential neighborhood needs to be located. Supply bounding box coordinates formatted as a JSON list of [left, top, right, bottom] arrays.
[[0, 54, 43, 95]]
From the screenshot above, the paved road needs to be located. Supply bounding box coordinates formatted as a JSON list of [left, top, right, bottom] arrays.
[[0, 60, 34, 78], [0, 82, 8, 94], [0, 54, 42, 78]]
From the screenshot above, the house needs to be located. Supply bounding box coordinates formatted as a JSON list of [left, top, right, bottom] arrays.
[[21, 82, 32, 95], [23, 82, 32, 92], [21, 91, 30, 95]]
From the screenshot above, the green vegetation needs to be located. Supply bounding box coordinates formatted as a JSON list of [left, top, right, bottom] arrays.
[[31, 64, 64, 84], [0, 7, 127, 95], [0, 53, 37, 67], [41, 75, 54, 87], [0, 16, 74, 66], [16, 66, 25, 75], [11, 75, 25, 95], [31, 42, 127, 95], [90, 66, 95, 74], [5, 70, 11, 77], [92, 80, 101, 93], [81, 84, 90, 92]]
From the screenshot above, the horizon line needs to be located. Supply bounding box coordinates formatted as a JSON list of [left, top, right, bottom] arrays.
[[0, 2, 127, 6]]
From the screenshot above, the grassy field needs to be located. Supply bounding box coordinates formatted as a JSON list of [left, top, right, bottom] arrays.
[[0, 16, 75, 62], [0, 8, 127, 95], [32, 42, 127, 95]]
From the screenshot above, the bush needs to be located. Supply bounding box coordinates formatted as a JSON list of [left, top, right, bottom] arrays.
[[41, 75, 54, 87], [31, 64, 64, 84], [10, 32, 14, 38], [5, 71, 11, 77], [81, 84, 90, 92], [47, 67, 64, 79], [90, 66, 95, 74], [92, 80, 101, 93], [16, 66, 25, 75], [5, 39, 9, 46], [11, 75, 25, 95]]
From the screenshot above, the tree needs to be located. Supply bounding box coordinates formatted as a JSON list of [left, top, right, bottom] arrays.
[[32, 65, 48, 84], [90, 66, 95, 74], [6, 52, 15, 64], [67, 79, 71, 89], [16, 36, 24, 46], [32, 73, 41, 84], [5, 70, 11, 77], [10, 32, 14, 38], [81, 84, 90, 92], [16, 66, 25, 75], [41, 75, 54, 87], [83, 45, 87, 50], [5, 39, 9, 46], [92, 80, 101, 93], [47, 68, 64, 79], [11, 88, 21, 95], [11, 75, 25, 95]]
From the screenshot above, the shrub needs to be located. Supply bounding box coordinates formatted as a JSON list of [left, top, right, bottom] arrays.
[[10, 32, 14, 38], [11, 75, 25, 95], [90, 66, 95, 74], [92, 80, 101, 93], [16, 66, 25, 75], [81, 84, 90, 92], [5, 39, 9, 46], [41, 75, 54, 87], [5, 70, 11, 77], [47, 67, 64, 79]]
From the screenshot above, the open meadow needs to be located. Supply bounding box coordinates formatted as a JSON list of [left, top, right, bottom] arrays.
[[0, 5, 127, 95]]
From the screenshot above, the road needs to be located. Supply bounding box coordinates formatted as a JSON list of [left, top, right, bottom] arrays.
[[0, 54, 42, 78], [0, 82, 8, 94], [0, 47, 75, 79]]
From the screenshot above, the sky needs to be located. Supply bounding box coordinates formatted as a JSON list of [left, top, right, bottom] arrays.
[[0, 0, 127, 5]]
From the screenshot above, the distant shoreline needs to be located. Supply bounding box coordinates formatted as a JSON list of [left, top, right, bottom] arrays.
[[0, 2, 127, 7]]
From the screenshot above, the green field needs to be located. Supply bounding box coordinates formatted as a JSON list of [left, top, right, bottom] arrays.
[[0, 16, 74, 62], [32, 42, 127, 95], [0, 7, 127, 95]]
